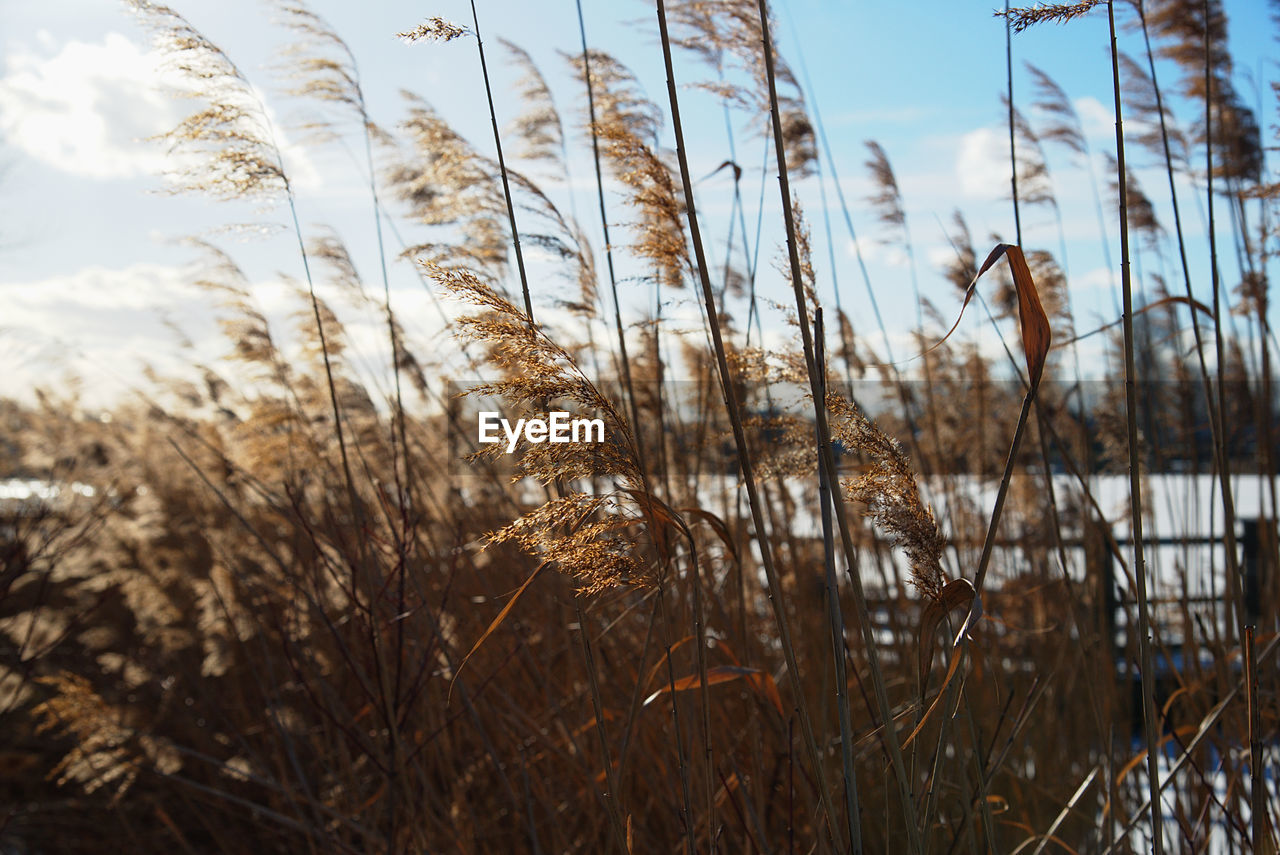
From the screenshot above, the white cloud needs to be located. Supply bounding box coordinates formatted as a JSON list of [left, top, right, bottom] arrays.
[[926, 243, 963, 271], [0, 33, 178, 179], [0, 262, 208, 403], [956, 126, 1009, 200], [0, 30, 322, 195], [1073, 96, 1115, 146], [1073, 265, 1117, 292], [0, 260, 462, 405], [844, 235, 908, 268], [1, 263, 210, 372], [7, 262, 197, 312]]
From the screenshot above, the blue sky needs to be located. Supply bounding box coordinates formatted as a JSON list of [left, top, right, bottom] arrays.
[[0, 0, 1275, 404]]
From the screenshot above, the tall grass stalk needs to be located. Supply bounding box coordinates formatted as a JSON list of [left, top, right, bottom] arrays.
[[653, 0, 837, 846], [815, 124, 933, 477], [1244, 626, 1267, 852], [814, 310, 862, 854], [1202, 0, 1247, 648], [572, 597, 630, 853], [14, 3, 1280, 851], [776, 9, 865, 392], [1132, 2, 1244, 646], [1006, 0, 1022, 246], [1100, 631, 1280, 853], [1005, 27, 1112, 843], [1107, 2, 1163, 850], [468, 0, 533, 322], [330, 21, 417, 825], [574, 0, 645, 467], [754, 0, 922, 847]]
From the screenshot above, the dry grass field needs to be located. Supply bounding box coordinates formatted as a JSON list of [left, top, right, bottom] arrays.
[[2, 0, 1278, 852]]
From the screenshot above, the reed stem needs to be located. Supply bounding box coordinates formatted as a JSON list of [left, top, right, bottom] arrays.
[[653, 0, 836, 845], [1107, 3, 1163, 850], [754, 0, 921, 846]]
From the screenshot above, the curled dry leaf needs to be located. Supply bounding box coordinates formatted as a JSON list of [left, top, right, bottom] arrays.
[[642, 665, 784, 717], [931, 244, 1052, 388], [1063, 295, 1215, 347], [918, 577, 977, 681]]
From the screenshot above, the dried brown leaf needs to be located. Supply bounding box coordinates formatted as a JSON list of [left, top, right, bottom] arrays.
[[933, 244, 1051, 387]]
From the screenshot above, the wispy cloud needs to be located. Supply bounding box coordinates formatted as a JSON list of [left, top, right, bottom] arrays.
[[1072, 96, 1114, 146], [0, 31, 320, 192], [0, 262, 206, 402], [1071, 265, 1117, 292], [844, 235, 908, 269], [0, 33, 178, 180], [955, 126, 1009, 201]]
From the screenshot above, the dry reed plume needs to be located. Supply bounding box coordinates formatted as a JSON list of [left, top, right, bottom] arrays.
[[3, 1, 1278, 853]]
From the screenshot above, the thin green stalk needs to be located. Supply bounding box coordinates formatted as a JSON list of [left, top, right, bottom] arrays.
[[1006, 0, 1022, 246], [656, 585, 699, 855], [805, 90, 931, 478], [1100, 631, 1280, 854], [806, 85, 895, 370], [1245, 627, 1267, 853], [573, 598, 630, 853], [1202, 0, 1247, 647], [469, 0, 533, 322], [348, 58, 416, 819], [754, 0, 921, 847], [815, 311, 862, 854], [1108, 3, 1163, 850], [1132, 3, 1242, 640], [575, 0, 645, 469], [652, 0, 835, 846]]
